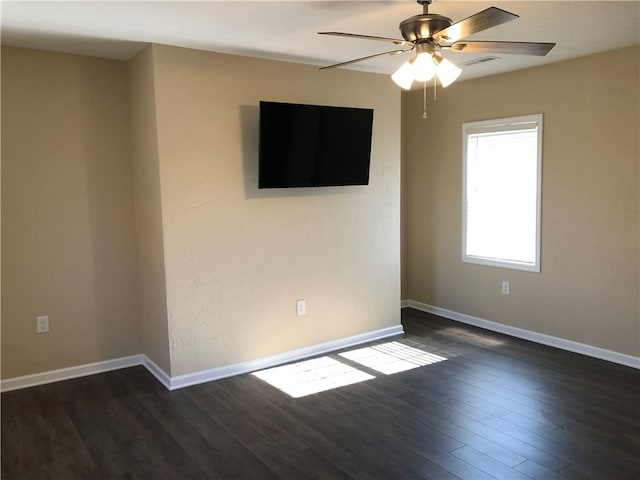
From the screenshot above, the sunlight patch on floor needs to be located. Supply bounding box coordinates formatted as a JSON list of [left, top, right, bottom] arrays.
[[441, 327, 505, 347], [339, 341, 447, 374], [251, 356, 374, 398], [252, 341, 448, 398]]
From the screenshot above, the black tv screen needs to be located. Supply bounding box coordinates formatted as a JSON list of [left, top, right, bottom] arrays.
[[258, 101, 373, 188]]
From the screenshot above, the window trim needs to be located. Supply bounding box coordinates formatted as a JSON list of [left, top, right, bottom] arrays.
[[462, 114, 543, 273]]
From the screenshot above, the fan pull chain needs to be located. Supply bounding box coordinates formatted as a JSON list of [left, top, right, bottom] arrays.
[[422, 80, 427, 119], [434, 75, 437, 100]]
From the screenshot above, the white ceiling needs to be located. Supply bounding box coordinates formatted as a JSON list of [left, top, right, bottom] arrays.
[[2, 1, 639, 83]]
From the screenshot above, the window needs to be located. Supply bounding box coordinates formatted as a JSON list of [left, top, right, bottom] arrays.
[[462, 114, 542, 272]]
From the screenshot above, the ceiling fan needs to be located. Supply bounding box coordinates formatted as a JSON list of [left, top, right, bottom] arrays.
[[318, 0, 555, 91]]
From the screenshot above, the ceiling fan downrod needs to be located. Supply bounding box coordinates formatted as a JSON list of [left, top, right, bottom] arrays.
[[417, 0, 432, 15]]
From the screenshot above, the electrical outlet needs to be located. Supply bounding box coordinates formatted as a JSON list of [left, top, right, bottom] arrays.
[[297, 299, 306, 316], [502, 281, 510, 295], [36, 315, 49, 333]]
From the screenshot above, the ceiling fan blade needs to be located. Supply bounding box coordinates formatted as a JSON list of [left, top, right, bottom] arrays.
[[451, 41, 556, 56], [318, 31, 413, 47], [434, 7, 518, 43], [319, 49, 412, 70]]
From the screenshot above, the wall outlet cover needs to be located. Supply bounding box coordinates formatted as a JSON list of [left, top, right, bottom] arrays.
[[296, 300, 306, 316], [36, 315, 49, 333]]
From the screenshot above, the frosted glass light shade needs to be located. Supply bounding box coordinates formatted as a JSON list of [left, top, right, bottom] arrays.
[[412, 52, 437, 82], [436, 58, 462, 87], [391, 60, 415, 90]]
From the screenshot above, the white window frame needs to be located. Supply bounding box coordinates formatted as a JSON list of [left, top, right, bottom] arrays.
[[462, 114, 543, 273]]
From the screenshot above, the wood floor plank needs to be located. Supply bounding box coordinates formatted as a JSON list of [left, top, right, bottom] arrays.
[[226, 374, 356, 463], [513, 459, 568, 480], [116, 373, 234, 478], [191, 382, 353, 479], [157, 387, 280, 479], [450, 445, 531, 479], [2, 307, 639, 479], [64, 374, 190, 479]]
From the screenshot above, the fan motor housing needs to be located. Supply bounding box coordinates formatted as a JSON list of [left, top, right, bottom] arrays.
[[399, 14, 452, 41]]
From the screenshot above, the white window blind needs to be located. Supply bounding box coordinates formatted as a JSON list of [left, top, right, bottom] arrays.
[[462, 115, 542, 272]]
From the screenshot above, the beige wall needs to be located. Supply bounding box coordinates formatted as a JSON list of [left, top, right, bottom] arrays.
[[1, 47, 141, 378], [128, 46, 171, 373], [403, 46, 640, 357], [2, 40, 636, 380], [1, 43, 400, 381], [149, 45, 401, 376]]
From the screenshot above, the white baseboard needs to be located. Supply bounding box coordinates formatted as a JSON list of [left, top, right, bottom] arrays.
[[403, 299, 640, 369], [1, 324, 405, 392], [0, 354, 144, 392], [167, 324, 405, 390], [141, 355, 172, 390]]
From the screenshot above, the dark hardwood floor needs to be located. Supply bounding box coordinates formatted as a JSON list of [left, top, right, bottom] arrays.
[[2, 308, 639, 479]]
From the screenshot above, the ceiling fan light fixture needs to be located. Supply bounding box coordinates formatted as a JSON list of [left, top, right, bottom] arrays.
[[412, 52, 437, 82], [391, 60, 415, 90], [435, 57, 462, 87]]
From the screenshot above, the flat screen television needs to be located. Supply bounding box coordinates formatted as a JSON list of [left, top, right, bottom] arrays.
[[258, 101, 373, 188]]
